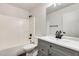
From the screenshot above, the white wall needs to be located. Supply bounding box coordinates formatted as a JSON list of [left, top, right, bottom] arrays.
[[47, 4, 79, 37], [0, 3, 29, 50], [0, 3, 29, 19], [30, 5, 47, 36]]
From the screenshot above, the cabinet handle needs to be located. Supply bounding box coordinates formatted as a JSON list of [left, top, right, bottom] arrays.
[[48, 53, 52, 56], [48, 49, 52, 56], [50, 45, 52, 48], [41, 49, 44, 51]]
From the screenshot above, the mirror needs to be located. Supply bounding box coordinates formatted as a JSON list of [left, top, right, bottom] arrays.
[[46, 3, 79, 38]]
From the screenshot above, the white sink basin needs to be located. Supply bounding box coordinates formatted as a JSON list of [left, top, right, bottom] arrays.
[[23, 44, 37, 52]]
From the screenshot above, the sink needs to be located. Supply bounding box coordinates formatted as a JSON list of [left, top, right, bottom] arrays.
[[48, 36, 71, 43], [23, 44, 37, 52]]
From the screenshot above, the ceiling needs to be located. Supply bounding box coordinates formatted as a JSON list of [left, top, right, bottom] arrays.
[[9, 3, 45, 10], [47, 3, 74, 14], [9, 3, 74, 14]]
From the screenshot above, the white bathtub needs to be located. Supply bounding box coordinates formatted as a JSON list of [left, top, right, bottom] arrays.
[[0, 43, 37, 56]]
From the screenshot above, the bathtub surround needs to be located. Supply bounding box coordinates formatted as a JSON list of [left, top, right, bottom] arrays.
[[0, 3, 30, 51], [29, 16, 37, 44], [0, 3, 48, 56]]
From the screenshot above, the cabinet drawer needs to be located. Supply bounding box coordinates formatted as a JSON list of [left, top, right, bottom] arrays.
[[38, 45, 48, 55], [50, 43, 78, 56], [49, 48, 67, 56]]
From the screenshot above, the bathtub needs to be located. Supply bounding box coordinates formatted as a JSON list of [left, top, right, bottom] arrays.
[[0, 43, 37, 56]]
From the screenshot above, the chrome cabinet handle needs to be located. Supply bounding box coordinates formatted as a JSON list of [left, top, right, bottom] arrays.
[[41, 49, 44, 51], [48, 53, 52, 56], [50, 45, 52, 48], [48, 49, 52, 56]]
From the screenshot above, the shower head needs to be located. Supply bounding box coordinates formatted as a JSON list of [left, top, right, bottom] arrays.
[[29, 15, 32, 18]]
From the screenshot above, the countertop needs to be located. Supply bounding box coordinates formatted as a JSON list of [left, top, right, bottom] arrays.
[[36, 36, 79, 52]]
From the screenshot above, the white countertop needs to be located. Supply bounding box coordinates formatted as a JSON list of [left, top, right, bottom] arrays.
[[36, 36, 79, 52]]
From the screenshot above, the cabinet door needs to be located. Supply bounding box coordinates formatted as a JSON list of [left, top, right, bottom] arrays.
[[38, 46, 48, 56], [38, 39, 50, 56], [38, 39, 50, 48], [49, 43, 78, 56], [48, 48, 67, 56]]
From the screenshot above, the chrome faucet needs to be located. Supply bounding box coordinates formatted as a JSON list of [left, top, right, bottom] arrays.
[[29, 34, 32, 39], [55, 30, 66, 39], [29, 34, 35, 44]]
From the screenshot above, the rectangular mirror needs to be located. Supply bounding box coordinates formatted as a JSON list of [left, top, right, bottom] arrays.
[[46, 3, 79, 38], [63, 10, 79, 37]]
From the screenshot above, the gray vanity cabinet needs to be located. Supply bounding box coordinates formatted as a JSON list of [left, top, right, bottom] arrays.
[[38, 39, 79, 56], [38, 39, 50, 56], [49, 43, 78, 56]]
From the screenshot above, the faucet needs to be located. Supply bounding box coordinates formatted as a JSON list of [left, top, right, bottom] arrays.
[[29, 34, 32, 39], [29, 34, 35, 44], [55, 30, 66, 39]]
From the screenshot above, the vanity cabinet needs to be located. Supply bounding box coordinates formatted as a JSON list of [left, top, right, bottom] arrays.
[[49, 43, 78, 56], [38, 39, 79, 56], [38, 39, 50, 56]]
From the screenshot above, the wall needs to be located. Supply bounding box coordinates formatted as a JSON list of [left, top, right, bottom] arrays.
[[0, 3, 29, 50], [47, 4, 79, 37], [0, 3, 29, 19], [30, 5, 47, 36]]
